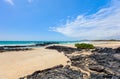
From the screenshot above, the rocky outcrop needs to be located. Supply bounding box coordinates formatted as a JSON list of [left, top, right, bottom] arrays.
[[92, 47, 120, 54], [20, 65, 83, 79], [115, 47, 120, 53], [35, 42, 59, 46], [46, 45, 81, 54], [90, 73, 120, 79], [69, 47, 120, 79], [0, 46, 32, 52], [0, 42, 60, 52]]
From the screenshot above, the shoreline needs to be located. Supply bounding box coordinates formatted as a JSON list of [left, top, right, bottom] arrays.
[[0, 41, 120, 79], [0, 40, 120, 46]]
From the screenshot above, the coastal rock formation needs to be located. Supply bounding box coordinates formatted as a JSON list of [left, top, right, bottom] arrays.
[[116, 47, 120, 53], [46, 45, 81, 54], [92, 47, 120, 54], [20, 65, 83, 79], [35, 42, 59, 46], [70, 47, 120, 79], [0, 42, 60, 53], [0, 46, 32, 52], [0, 47, 4, 52], [90, 74, 120, 79]]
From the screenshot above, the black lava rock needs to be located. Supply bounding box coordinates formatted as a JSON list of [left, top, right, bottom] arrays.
[[20, 65, 83, 79], [70, 47, 120, 78], [35, 42, 59, 46], [91, 73, 120, 79], [89, 64, 104, 72], [115, 47, 120, 53], [46, 45, 81, 54]]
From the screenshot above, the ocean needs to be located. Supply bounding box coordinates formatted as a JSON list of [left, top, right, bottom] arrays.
[[0, 41, 88, 46]]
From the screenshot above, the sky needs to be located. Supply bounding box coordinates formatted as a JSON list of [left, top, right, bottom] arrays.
[[0, 0, 120, 41]]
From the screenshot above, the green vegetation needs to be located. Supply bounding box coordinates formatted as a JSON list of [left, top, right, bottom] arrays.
[[75, 43, 95, 49]]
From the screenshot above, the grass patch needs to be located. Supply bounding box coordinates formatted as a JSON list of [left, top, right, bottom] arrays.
[[75, 43, 95, 49]]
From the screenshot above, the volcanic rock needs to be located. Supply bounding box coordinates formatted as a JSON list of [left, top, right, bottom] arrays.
[[89, 64, 104, 72], [20, 65, 83, 79], [46, 45, 81, 54]]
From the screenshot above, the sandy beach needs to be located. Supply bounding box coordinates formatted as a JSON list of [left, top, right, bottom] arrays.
[[91, 41, 120, 48], [0, 41, 120, 79], [55, 41, 120, 48], [0, 47, 69, 79]]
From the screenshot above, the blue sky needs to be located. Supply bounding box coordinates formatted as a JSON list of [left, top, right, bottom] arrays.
[[0, 0, 120, 40]]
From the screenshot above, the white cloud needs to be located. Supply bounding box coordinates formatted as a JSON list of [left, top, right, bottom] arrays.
[[52, 0, 120, 40], [5, 0, 14, 6]]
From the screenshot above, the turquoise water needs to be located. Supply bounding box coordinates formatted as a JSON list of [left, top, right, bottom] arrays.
[[0, 41, 85, 46]]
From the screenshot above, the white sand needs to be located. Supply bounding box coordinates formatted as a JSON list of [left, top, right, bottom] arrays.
[[57, 41, 120, 48], [0, 47, 69, 79], [92, 41, 120, 48]]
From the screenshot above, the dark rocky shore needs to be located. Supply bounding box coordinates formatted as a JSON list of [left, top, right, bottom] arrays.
[[0, 42, 59, 52], [0, 46, 32, 52], [46, 45, 81, 54], [35, 42, 59, 46], [20, 45, 120, 79], [70, 47, 120, 79], [20, 65, 83, 79]]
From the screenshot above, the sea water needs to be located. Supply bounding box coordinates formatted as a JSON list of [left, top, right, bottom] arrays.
[[0, 41, 89, 46]]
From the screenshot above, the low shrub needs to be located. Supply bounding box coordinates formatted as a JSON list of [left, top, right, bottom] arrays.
[[75, 43, 95, 49]]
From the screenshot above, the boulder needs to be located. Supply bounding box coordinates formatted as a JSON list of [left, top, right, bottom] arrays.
[[89, 64, 104, 72], [115, 47, 120, 53]]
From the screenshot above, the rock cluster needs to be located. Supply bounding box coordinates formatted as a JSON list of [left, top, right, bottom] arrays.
[[92, 47, 120, 54], [0, 46, 32, 52], [70, 47, 120, 79], [0, 42, 60, 52], [20, 65, 83, 79], [46, 45, 81, 54], [35, 42, 59, 46]]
